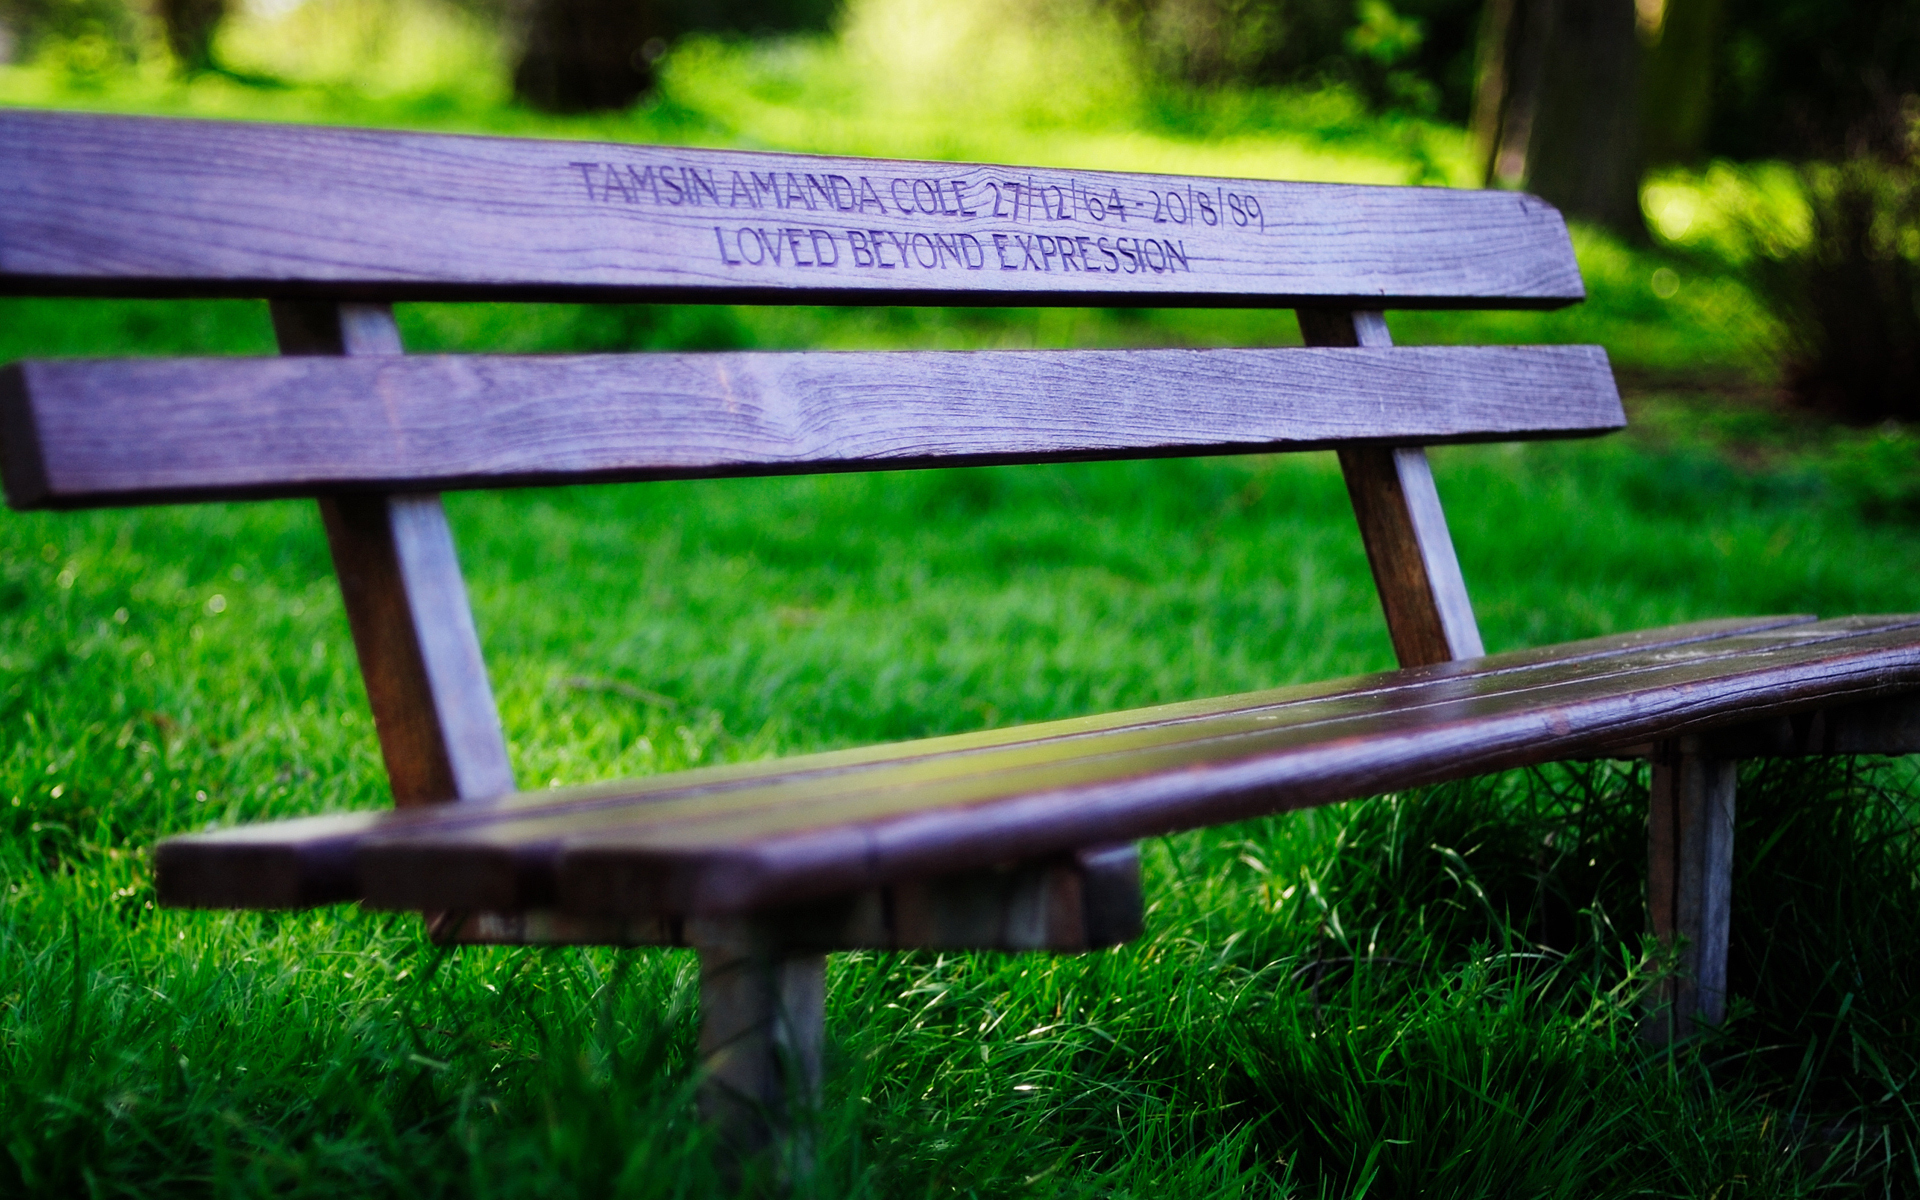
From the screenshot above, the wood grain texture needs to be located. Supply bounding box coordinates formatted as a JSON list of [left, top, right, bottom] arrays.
[[1645, 741, 1736, 1040], [271, 301, 515, 807], [151, 615, 1822, 908], [0, 345, 1623, 509], [317, 494, 515, 804], [1299, 309, 1484, 667], [0, 110, 1584, 308], [152, 616, 1920, 916], [527, 622, 1920, 916], [430, 844, 1139, 950]]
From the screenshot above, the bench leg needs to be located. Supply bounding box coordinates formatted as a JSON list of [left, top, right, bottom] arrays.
[[689, 918, 826, 1168], [1645, 742, 1736, 1040]]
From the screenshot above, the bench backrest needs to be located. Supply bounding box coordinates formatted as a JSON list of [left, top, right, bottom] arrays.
[[0, 110, 1619, 507], [0, 110, 1583, 308], [0, 110, 1622, 819]]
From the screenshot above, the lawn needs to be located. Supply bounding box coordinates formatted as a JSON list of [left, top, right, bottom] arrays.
[[3, 9, 1919, 1196]]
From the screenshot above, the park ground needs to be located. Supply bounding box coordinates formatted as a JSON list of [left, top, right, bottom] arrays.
[[2, 8, 1919, 1195]]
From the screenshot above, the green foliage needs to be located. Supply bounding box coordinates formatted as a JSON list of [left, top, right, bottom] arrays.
[[1824, 425, 1920, 524], [0, 0, 143, 79], [1706, 0, 1920, 161], [1, 346, 1917, 1191], [1753, 159, 1920, 423], [2, 23, 1918, 1196], [1648, 155, 1920, 422], [1105, 0, 1481, 116]]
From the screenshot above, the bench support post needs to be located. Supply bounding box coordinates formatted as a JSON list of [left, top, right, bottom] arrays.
[[269, 300, 515, 807], [1297, 309, 1484, 667], [1645, 741, 1736, 1040], [689, 918, 827, 1170]]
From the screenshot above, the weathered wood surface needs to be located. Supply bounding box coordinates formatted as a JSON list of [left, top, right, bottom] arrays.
[[1338, 445, 1486, 665], [1298, 309, 1484, 667], [317, 494, 515, 804], [271, 300, 515, 807], [153, 615, 1920, 916], [153, 616, 1814, 907], [434, 844, 1141, 951], [1, 345, 1622, 508], [0, 110, 1583, 308], [1645, 741, 1735, 1039]]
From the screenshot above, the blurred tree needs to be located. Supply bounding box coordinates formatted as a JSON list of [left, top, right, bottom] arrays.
[[1639, 0, 1723, 166], [1710, 1, 1920, 423], [1472, 0, 1648, 239], [1753, 158, 1920, 423], [511, 0, 663, 112], [511, 0, 837, 113], [156, 0, 224, 72], [1105, 0, 1487, 118], [1705, 0, 1920, 161]]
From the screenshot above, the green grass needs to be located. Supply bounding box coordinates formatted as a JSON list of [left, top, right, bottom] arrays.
[[4, 15, 1920, 1195], [5, 403, 1919, 1195]]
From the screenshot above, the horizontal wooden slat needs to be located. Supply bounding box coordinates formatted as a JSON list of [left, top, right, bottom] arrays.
[[0, 111, 1582, 308], [549, 621, 1920, 915], [433, 843, 1142, 951], [368, 618, 1920, 914], [152, 615, 1815, 908], [157, 616, 1920, 912], [1, 345, 1622, 508]]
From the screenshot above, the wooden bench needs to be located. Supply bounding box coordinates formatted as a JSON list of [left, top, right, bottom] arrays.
[[6, 108, 1920, 1152]]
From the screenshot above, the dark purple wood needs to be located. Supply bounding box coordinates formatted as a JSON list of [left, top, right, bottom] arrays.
[[1, 345, 1622, 509], [0, 110, 1584, 308], [271, 300, 516, 808], [151, 614, 1818, 908], [1645, 742, 1735, 1039], [435, 843, 1139, 952], [550, 621, 1920, 918], [317, 492, 516, 805], [1701, 695, 1920, 757], [1299, 309, 1484, 667], [151, 616, 1920, 913]]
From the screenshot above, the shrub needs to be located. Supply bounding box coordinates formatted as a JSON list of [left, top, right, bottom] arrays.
[[1749, 157, 1920, 424]]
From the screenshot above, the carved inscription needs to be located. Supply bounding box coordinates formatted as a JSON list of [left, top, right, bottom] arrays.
[[569, 160, 1271, 275]]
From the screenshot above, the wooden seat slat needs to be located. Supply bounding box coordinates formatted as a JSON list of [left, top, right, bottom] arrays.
[[557, 621, 1920, 915], [379, 619, 1918, 852], [0, 111, 1582, 308], [376, 619, 1920, 913], [153, 617, 1920, 914], [2, 345, 1622, 508], [152, 615, 1815, 908]]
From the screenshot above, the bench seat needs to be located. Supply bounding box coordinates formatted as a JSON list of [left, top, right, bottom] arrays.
[[156, 613, 1920, 940]]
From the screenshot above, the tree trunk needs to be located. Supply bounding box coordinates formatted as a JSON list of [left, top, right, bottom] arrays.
[[157, 0, 226, 74], [1640, 0, 1724, 167], [513, 0, 664, 114], [1472, 0, 1647, 242]]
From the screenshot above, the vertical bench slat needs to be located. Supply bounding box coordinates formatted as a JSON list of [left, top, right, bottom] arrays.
[[270, 300, 516, 806], [1298, 309, 1485, 667]]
